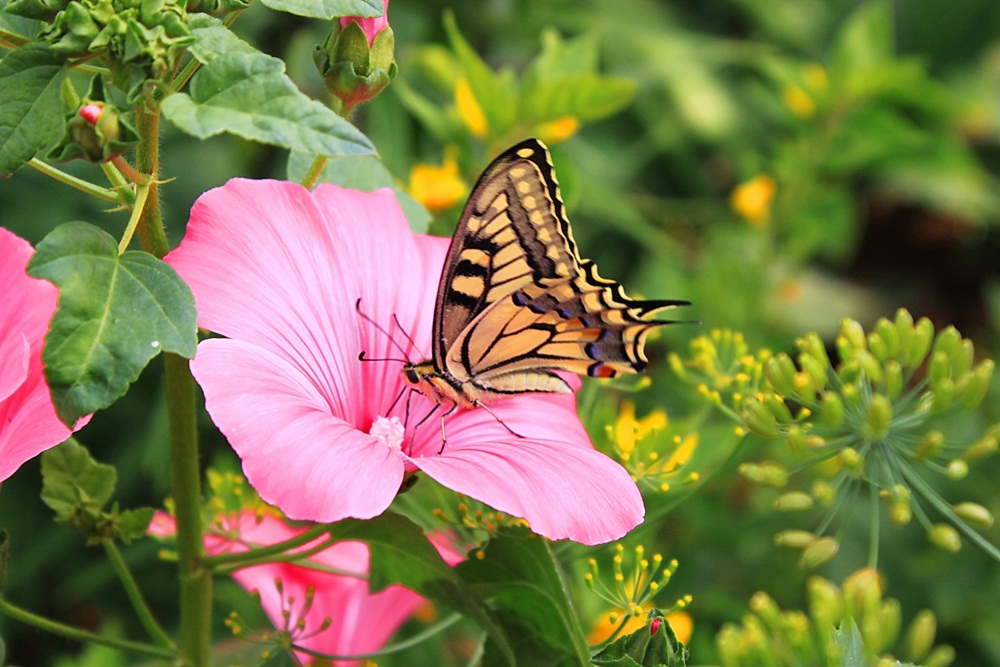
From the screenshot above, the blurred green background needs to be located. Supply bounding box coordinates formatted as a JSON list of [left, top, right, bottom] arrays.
[[2, 0, 1000, 664]]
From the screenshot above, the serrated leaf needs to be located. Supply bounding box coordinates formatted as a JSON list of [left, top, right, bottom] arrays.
[[161, 52, 374, 157], [27, 222, 197, 425], [118, 507, 155, 543], [523, 75, 635, 124], [187, 14, 260, 64], [258, 0, 380, 19], [40, 439, 116, 521], [286, 151, 430, 232], [328, 513, 515, 666], [457, 527, 591, 667], [0, 43, 67, 177]]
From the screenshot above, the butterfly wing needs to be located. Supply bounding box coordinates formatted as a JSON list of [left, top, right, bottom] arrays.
[[431, 139, 582, 367], [429, 138, 688, 401]]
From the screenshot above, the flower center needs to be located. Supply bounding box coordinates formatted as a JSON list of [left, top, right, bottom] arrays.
[[369, 416, 404, 452]]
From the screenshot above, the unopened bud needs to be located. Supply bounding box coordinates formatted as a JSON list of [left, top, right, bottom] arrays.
[[774, 530, 816, 548], [867, 331, 888, 361], [875, 317, 900, 359], [952, 502, 994, 529], [915, 431, 945, 460], [840, 318, 867, 353], [928, 524, 961, 553], [743, 398, 779, 439], [812, 480, 836, 506], [801, 536, 839, 568], [908, 317, 935, 367], [946, 459, 969, 480], [894, 309, 915, 359], [964, 434, 998, 462], [924, 644, 956, 667], [764, 354, 798, 396], [903, 609, 936, 663], [884, 360, 903, 400], [818, 392, 845, 427], [764, 394, 793, 423], [839, 447, 863, 474], [807, 576, 844, 628], [773, 491, 815, 511], [928, 350, 951, 388], [960, 360, 994, 409], [739, 461, 788, 487], [863, 394, 892, 439]]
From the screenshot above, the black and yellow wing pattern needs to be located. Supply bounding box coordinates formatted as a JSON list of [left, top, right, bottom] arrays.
[[405, 138, 689, 407]]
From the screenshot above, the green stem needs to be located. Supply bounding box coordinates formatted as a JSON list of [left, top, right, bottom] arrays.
[[119, 183, 150, 253], [204, 522, 333, 569], [293, 613, 463, 661], [28, 158, 121, 204], [133, 99, 211, 666], [300, 154, 329, 189], [165, 353, 211, 667], [0, 597, 177, 660], [100, 162, 138, 209], [103, 540, 175, 649]]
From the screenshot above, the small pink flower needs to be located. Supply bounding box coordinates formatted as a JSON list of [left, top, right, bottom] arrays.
[[0, 228, 88, 482], [166, 179, 644, 545], [338, 0, 389, 47], [151, 511, 457, 665]]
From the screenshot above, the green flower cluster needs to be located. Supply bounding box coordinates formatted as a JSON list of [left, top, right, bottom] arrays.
[[671, 311, 999, 566], [717, 568, 954, 667], [8, 0, 195, 100]]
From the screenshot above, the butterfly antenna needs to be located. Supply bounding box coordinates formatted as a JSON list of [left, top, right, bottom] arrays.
[[391, 312, 428, 360], [354, 298, 414, 362]]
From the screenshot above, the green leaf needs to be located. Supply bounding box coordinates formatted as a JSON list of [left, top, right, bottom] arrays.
[[257, 0, 380, 20], [591, 610, 688, 667], [27, 222, 198, 425], [829, 0, 893, 79], [0, 531, 9, 592], [0, 0, 41, 38], [443, 10, 517, 138], [117, 507, 155, 543], [161, 52, 374, 157], [523, 75, 635, 124], [457, 527, 591, 667], [40, 439, 116, 522], [328, 513, 515, 666], [2, 0, 66, 22], [0, 43, 67, 177], [524, 29, 601, 84], [286, 151, 430, 232], [187, 14, 261, 63]]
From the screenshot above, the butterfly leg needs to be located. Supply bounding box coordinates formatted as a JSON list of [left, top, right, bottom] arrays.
[[473, 400, 526, 440], [436, 402, 460, 454], [409, 400, 440, 453]]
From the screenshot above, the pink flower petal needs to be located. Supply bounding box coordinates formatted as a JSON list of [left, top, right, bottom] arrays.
[[192, 338, 405, 521], [0, 228, 87, 482]]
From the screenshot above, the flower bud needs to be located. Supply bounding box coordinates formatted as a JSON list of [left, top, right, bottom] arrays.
[[907, 317, 935, 367], [875, 317, 900, 359], [798, 354, 828, 392], [946, 459, 968, 480], [797, 332, 831, 367], [738, 461, 788, 487], [818, 392, 845, 428], [963, 434, 997, 462], [742, 398, 779, 439], [867, 331, 888, 362], [952, 502, 994, 529], [894, 309, 915, 359], [667, 353, 686, 380], [927, 524, 961, 553], [931, 325, 963, 368], [807, 576, 843, 630], [764, 394, 793, 423], [889, 485, 911, 526], [315, 0, 396, 113], [903, 609, 936, 663], [812, 480, 836, 506], [773, 491, 815, 511], [764, 354, 798, 396], [915, 430, 944, 460], [774, 530, 816, 548], [931, 379, 955, 414], [856, 350, 883, 385], [838, 447, 863, 474], [928, 350, 951, 388], [924, 645, 956, 667], [863, 394, 892, 440], [48, 77, 139, 163], [960, 360, 994, 409], [839, 318, 867, 353], [800, 535, 839, 568], [883, 360, 903, 400]]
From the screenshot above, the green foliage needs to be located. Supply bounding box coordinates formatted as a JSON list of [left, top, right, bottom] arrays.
[[0, 43, 66, 177], [257, 0, 380, 20], [41, 439, 154, 544], [457, 526, 591, 667], [591, 610, 689, 667], [27, 222, 197, 425]]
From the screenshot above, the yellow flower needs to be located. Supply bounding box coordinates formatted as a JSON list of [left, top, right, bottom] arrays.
[[610, 401, 667, 457], [407, 150, 467, 212], [536, 115, 579, 144], [455, 78, 488, 139], [783, 85, 816, 118], [588, 609, 693, 645], [730, 175, 776, 228]]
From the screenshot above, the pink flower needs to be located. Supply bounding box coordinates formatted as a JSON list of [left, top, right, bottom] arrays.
[[0, 228, 87, 482], [151, 511, 458, 665], [165, 179, 644, 545], [338, 0, 389, 47]]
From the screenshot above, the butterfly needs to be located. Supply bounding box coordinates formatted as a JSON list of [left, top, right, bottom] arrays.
[[402, 138, 689, 418]]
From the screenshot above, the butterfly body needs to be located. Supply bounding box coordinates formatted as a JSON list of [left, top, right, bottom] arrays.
[[404, 139, 688, 411]]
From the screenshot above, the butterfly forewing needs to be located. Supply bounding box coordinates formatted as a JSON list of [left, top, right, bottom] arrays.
[[413, 138, 689, 408], [433, 141, 583, 365]]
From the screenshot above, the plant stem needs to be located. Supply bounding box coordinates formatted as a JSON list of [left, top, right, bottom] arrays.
[[300, 154, 329, 189], [0, 597, 176, 660], [203, 522, 333, 569], [28, 158, 121, 204], [103, 540, 175, 649], [134, 99, 211, 667], [119, 183, 150, 253]]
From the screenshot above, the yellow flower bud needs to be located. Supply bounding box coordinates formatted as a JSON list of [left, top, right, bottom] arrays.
[[952, 502, 994, 529], [903, 609, 937, 664], [946, 459, 969, 480], [774, 530, 817, 548], [908, 317, 935, 367], [863, 394, 893, 440], [800, 536, 839, 568], [927, 524, 961, 552], [963, 434, 997, 462], [773, 491, 815, 511], [924, 644, 956, 667], [730, 175, 776, 228]]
